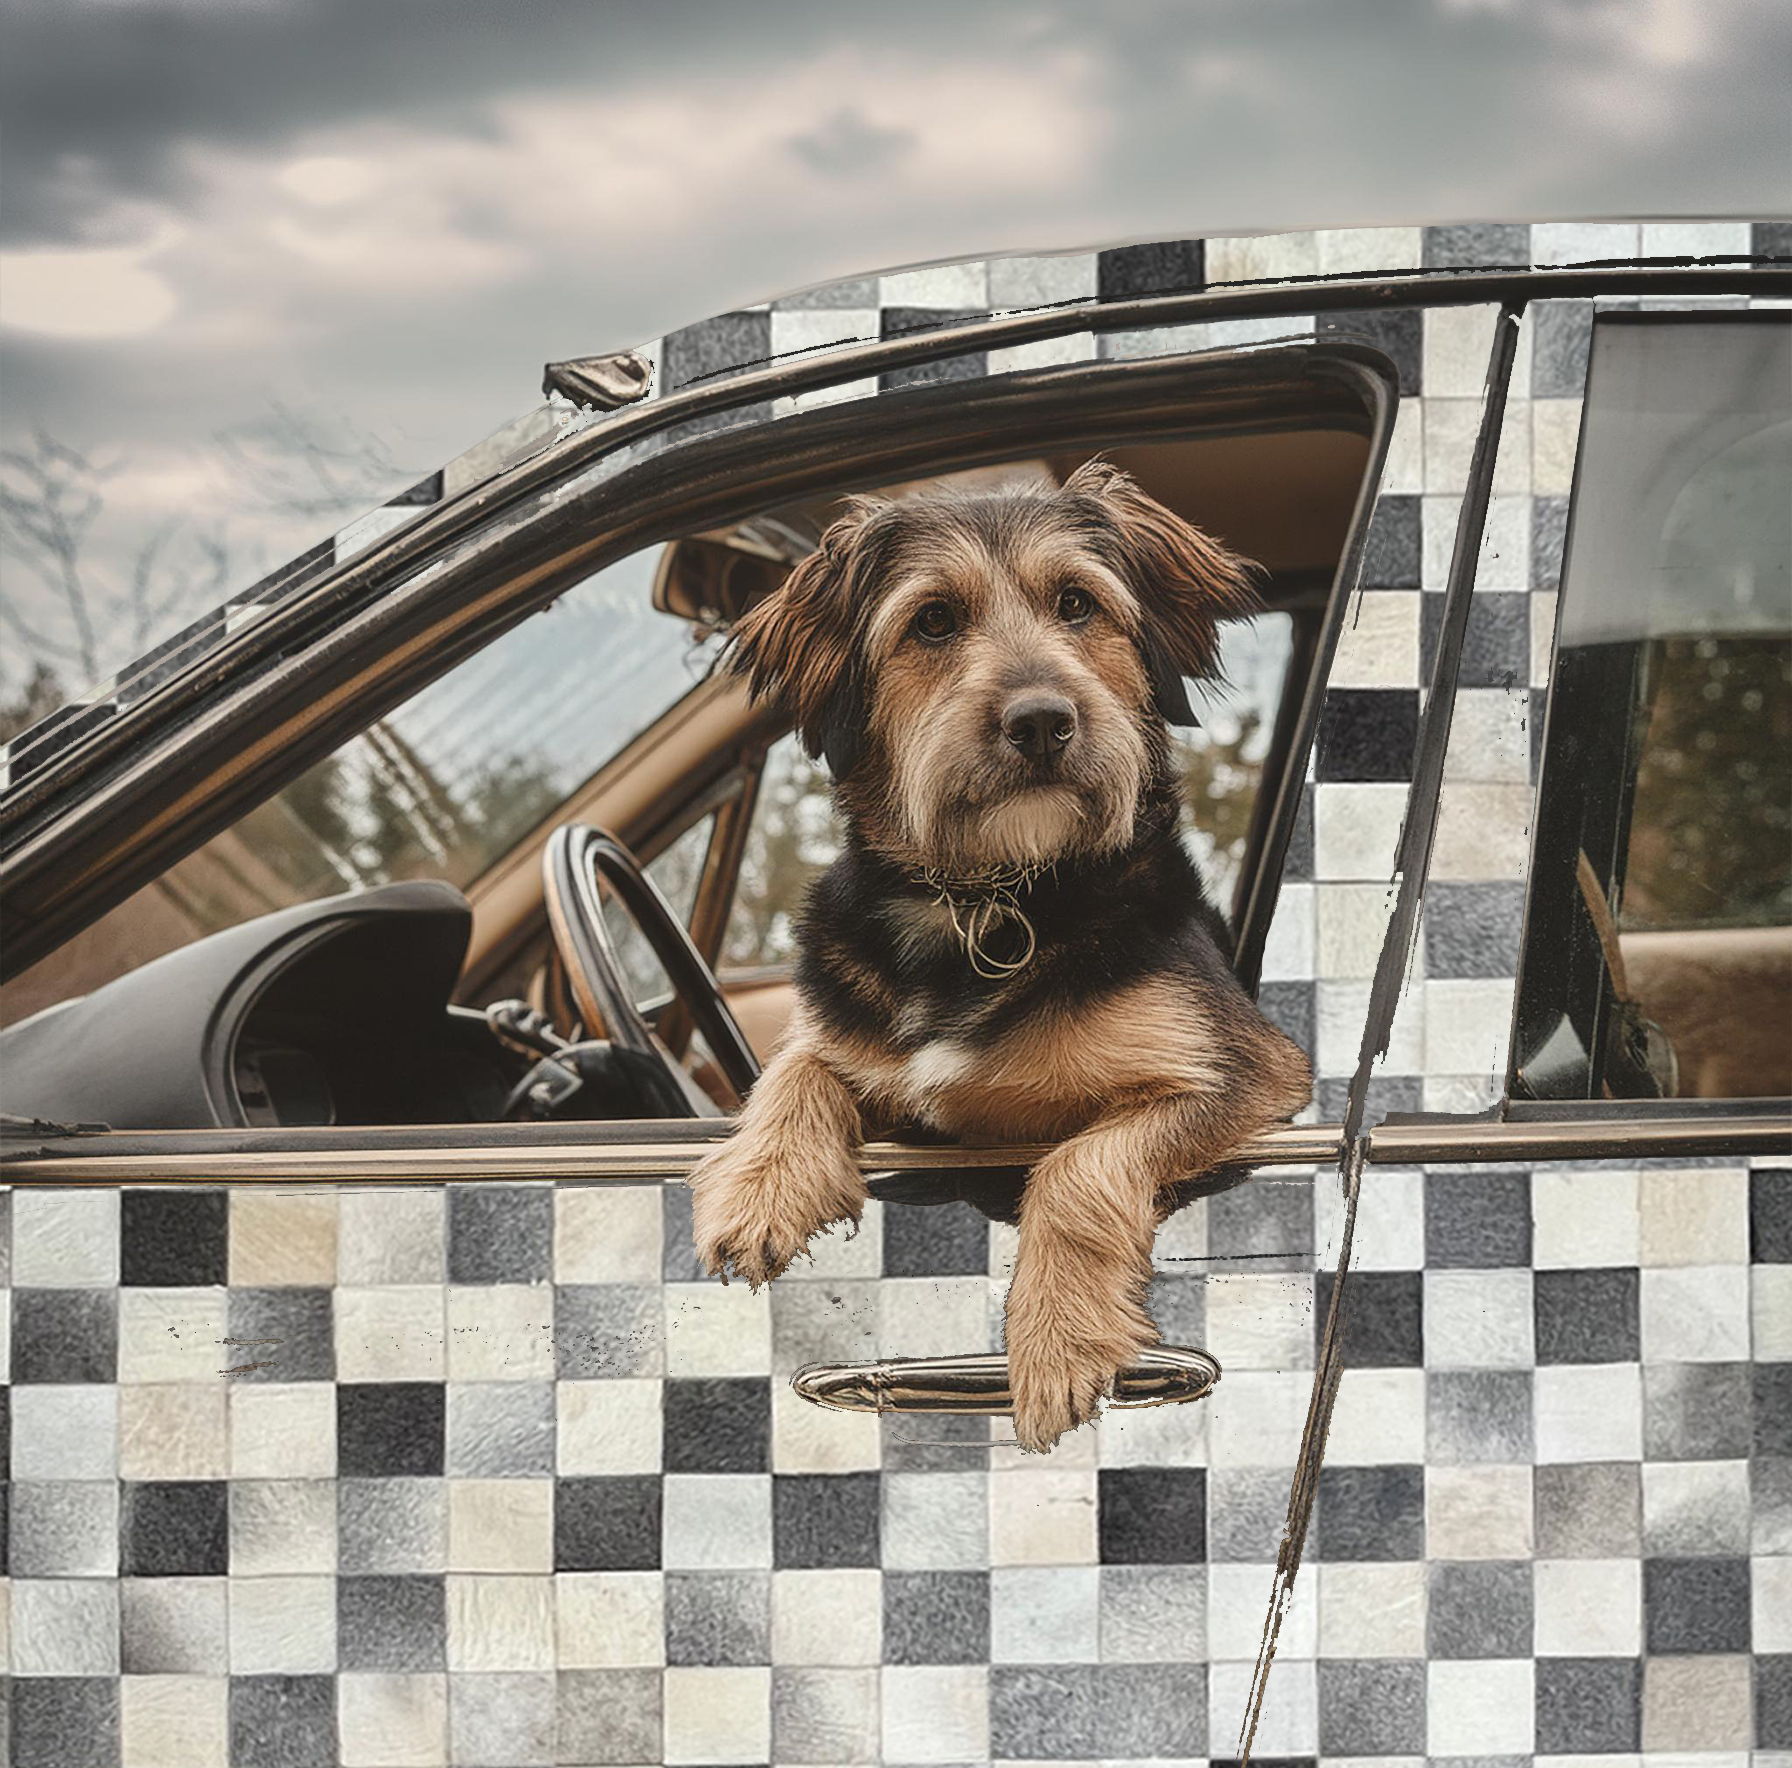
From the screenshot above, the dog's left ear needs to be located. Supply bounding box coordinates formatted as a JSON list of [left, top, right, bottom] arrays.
[[724, 496, 884, 777], [1064, 457, 1265, 725]]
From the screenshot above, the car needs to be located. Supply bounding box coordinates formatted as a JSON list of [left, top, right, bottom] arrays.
[[2, 220, 1788, 1762]]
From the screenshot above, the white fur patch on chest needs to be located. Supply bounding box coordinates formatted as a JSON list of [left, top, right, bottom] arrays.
[[900, 1039, 978, 1097]]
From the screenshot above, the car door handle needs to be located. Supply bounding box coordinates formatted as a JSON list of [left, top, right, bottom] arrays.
[[792, 1345, 1220, 1414]]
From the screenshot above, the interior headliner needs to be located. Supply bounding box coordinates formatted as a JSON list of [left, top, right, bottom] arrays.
[[677, 425, 1368, 602]]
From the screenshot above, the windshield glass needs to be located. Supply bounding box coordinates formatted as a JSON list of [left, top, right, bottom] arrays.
[[0, 404, 577, 772], [233, 546, 715, 903], [1, 545, 716, 1022]]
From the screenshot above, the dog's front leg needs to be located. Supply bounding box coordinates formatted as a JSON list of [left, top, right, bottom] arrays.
[[688, 1036, 867, 1290], [1004, 1093, 1221, 1453]]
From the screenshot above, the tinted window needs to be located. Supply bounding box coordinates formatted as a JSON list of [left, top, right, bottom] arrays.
[[1513, 313, 1791, 1101]]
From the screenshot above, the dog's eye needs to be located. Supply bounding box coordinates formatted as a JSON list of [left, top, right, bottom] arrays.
[[912, 601, 957, 642], [1058, 586, 1096, 624]]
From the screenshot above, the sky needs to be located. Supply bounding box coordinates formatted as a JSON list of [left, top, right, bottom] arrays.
[[2, 0, 1789, 701]]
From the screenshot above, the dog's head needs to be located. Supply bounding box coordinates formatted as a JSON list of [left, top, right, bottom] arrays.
[[725, 458, 1263, 871]]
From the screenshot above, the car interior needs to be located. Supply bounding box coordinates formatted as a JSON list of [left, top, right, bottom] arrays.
[[465, 432, 1367, 1073], [0, 417, 1374, 1133]]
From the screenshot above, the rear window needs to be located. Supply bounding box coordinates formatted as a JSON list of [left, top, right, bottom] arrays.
[[1512, 312, 1792, 1101]]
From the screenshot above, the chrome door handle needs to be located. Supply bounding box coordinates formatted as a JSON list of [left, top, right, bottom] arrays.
[[791, 1345, 1221, 1414]]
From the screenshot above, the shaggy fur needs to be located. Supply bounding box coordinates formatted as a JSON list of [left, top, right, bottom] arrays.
[[687, 458, 1313, 1452]]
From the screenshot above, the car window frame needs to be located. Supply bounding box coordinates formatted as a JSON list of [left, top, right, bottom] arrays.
[[1383, 297, 1792, 1167], [0, 330, 1401, 1171]]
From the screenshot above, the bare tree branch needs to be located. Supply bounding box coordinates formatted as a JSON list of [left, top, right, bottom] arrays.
[[0, 442, 105, 679], [214, 400, 410, 522], [127, 517, 182, 636], [2, 411, 413, 722]]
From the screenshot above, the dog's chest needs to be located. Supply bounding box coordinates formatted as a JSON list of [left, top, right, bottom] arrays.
[[847, 1021, 1098, 1141], [806, 862, 1219, 1140], [832, 967, 1214, 1143]]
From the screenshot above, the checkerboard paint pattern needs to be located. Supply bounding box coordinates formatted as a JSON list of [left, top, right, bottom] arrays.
[[6, 220, 1790, 1763], [4, 1167, 1788, 1763]]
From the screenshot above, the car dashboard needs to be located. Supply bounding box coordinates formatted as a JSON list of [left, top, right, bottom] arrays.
[[0, 882, 530, 1130]]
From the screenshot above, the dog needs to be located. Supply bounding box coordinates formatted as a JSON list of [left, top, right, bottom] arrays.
[[686, 458, 1314, 1453]]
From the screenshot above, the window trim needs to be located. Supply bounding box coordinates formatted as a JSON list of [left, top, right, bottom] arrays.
[[1380, 1098, 1791, 1164], [6, 1104, 1786, 1188]]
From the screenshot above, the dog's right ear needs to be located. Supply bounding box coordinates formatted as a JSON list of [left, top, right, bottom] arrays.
[[725, 496, 883, 778]]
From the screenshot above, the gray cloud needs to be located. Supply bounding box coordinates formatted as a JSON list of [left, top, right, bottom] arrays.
[[1, 0, 1787, 696], [786, 108, 918, 178]]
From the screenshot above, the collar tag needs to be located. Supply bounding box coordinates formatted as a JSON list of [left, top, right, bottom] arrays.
[[913, 862, 1046, 979]]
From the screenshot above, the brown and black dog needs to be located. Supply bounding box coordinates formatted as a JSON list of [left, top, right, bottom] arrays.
[[687, 458, 1313, 1452]]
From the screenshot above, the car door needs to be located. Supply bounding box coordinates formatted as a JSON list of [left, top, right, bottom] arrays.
[[2, 238, 1784, 1768]]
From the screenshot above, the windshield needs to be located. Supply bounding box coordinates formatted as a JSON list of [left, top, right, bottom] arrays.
[[235, 545, 716, 903], [0, 403, 579, 774], [1, 544, 717, 1020]]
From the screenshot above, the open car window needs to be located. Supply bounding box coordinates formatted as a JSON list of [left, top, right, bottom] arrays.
[[721, 610, 1296, 972], [1512, 312, 1792, 1102], [0, 334, 1396, 1130]]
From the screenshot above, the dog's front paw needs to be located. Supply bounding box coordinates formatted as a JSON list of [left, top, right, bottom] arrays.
[[687, 1133, 864, 1291], [1008, 1343, 1116, 1455], [1004, 1269, 1157, 1454]]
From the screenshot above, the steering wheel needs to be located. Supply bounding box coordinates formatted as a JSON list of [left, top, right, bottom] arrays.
[[542, 823, 762, 1116]]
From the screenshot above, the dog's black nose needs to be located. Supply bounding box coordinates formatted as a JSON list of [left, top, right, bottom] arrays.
[[1002, 693, 1077, 757]]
